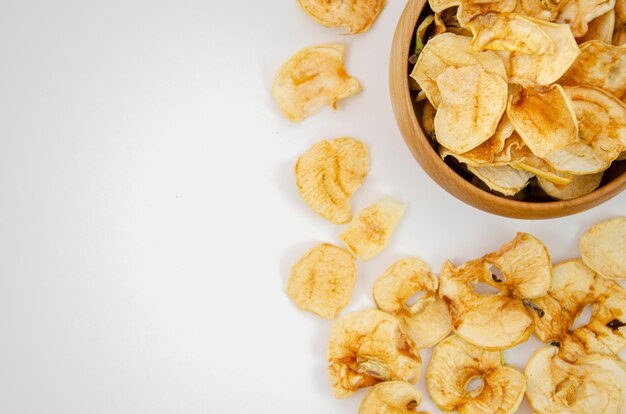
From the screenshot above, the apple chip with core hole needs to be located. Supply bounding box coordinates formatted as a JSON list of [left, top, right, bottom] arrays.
[[538, 172, 603, 200], [359, 381, 428, 414], [580, 217, 626, 281], [507, 85, 578, 158], [555, 0, 616, 37], [373, 258, 452, 349], [297, 0, 386, 34], [468, 164, 533, 196], [467, 13, 554, 54], [296, 138, 369, 224], [543, 86, 626, 174], [531, 260, 626, 362], [429, 0, 517, 26], [426, 335, 526, 414], [410, 33, 507, 108], [435, 65, 508, 154], [328, 309, 422, 398], [339, 196, 406, 261], [272, 44, 361, 122], [526, 346, 626, 413], [439, 233, 552, 349], [560, 41, 626, 101], [497, 21, 579, 86], [578, 10, 615, 43], [287, 243, 356, 320]]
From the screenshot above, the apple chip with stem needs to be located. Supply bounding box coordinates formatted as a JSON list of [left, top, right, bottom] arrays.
[[297, 0, 386, 34], [580, 217, 626, 281]]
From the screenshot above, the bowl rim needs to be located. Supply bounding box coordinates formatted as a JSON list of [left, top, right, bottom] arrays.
[[389, 0, 626, 219]]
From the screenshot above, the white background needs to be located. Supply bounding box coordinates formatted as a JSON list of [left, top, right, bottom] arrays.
[[0, 1, 624, 413]]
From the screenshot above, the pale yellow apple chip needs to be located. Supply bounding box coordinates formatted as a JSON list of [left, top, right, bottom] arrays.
[[514, 0, 562, 21], [526, 346, 626, 414], [507, 84, 578, 158], [297, 0, 386, 34], [328, 309, 422, 398], [373, 258, 452, 349], [468, 164, 533, 196], [615, 0, 626, 45], [580, 217, 626, 280], [429, 0, 517, 26], [497, 21, 579, 86], [339, 196, 406, 261], [467, 13, 554, 55], [439, 233, 552, 349], [359, 381, 427, 414], [578, 10, 615, 43], [531, 259, 626, 362], [272, 44, 361, 122], [543, 86, 626, 174], [555, 0, 616, 37], [538, 172, 603, 199], [296, 137, 369, 224], [435, 65, 508, 153], [560, 41, 626, 101], [426, 336, 526, 414], [410, 33, 507, 108], [422, 101, 436, 139], [287, 243, 356, 320]]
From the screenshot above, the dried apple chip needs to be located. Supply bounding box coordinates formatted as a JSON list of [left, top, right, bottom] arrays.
[[468, 164, 533, 196], [296, 137, 369, 224], [531, 259, 626, 362], [435, 65, 508, 153], [426, 336, 526, 414], [297, 0, 386, 34], [328, 309, 422, 398], [467, 13, 554, 55], [359, 381, 427, 414], [439, 233, 552, 349], [272, 44, 361, 122], [616, 0, 626, 45], [578, 10, 615, 43], [526, 346, 626, 414], [560, 41, 626, 101], [543, 86, 626, 174], [429, 0, 517, 26], [373, 258, 452, 349], [514, 0, 562, 21], [580, 217, 626, 280], [339, 196, 406, 261], [410, 33, 507, 108], [498, 21, 579, 86], [538, 172, 603, 200], [287, 243, 356, 319], [555, 0, 615, 37], [507, 84, 578, 158]]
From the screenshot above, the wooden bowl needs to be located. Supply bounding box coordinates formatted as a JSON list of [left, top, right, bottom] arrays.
[[389, 0, 626, 219]]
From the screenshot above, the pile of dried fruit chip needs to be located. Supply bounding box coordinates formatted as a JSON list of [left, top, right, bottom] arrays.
[[409, 2, 626, 200]]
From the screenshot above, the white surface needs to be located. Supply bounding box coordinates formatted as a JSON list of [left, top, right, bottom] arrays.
[[0, 1, 624, 413]]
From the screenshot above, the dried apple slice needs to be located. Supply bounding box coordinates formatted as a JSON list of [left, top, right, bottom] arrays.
[[429, 0, 517, 26], [615, 0, 626, 45], [580, 217, 626, 280], [328, 309, 422, 398], [359, 381, 427, 414], [296, 137, 369, 224], [538, 172, 603, 200], [578, 10, 615, 43], [272, 44, 361, 122], [555, 0, 616, 37], [339, 196, 406, 261], [439, 233, 552, 349], [373, 258, 452, 349], [297, 0, 386, 34], [426, 335, 526, 414], [514, 0, 563, 21], [468, 164, 533, 196]]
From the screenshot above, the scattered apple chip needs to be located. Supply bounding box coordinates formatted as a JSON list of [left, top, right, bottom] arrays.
[[555, 0, 616, 37], [296, 137, 369, 224], [531, 259, 626, 362], [526, 346, 626, 413], [359, 381, 427, 414], [287, 243, 356, 320], [538, 172, 603, 199], [615, 0, 626, 45], [373, 258, 452, 349], [339, 196, 406, 261], [328, 309, 422, 398], [507, 84, 578, 158], [410, 33, 507, 108], [435, 65, 508, 153], [580, 217, 626, 280], [560, 40, 626, 101], [297, 0, 386, 34], [439, 233, 552, 349], [578, 10, 615, 43], [468, 164, 533, 196], [467, 13, 554, 55], [426, 335, 526, 414], [497, 21, 579, 86], [272, 44, 361, 122], [543, 86, 626, 174]]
